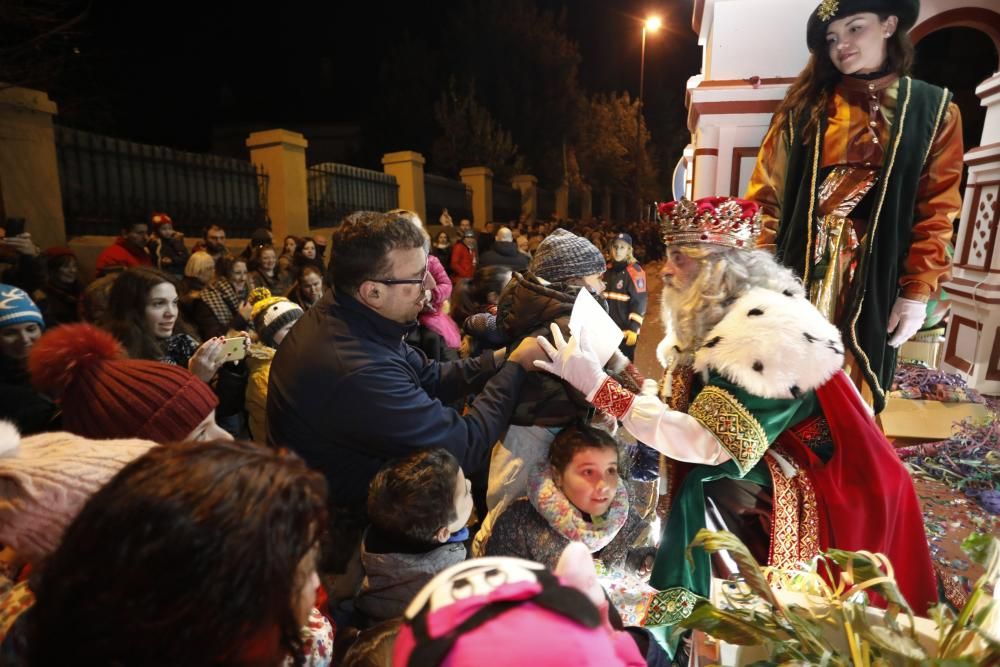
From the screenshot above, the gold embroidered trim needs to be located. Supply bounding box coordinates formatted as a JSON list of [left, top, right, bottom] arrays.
[[849, 78, 912, 402], [803, 123, 822, 286], [688, 386, 768, 477], [765, 451, 820, 571], [643, 587, 700, 626]]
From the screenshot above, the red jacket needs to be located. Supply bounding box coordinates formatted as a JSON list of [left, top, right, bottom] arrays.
[[449, 242, 477, 280], [95, 238, 152, 275]]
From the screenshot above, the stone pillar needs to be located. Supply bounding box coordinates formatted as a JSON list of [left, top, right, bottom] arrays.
[[511, 174, 538, 223], [941, 72, 1000, 394], [580, 186, 593, 222], [555, 182, 570, 220], [0, 85, 65, 249], [601, 189, 612, 221], [246, 129, 310, 243], [382, 151, 426, 224], [691, 126, 720, 199], [459, 166, 494, 231]]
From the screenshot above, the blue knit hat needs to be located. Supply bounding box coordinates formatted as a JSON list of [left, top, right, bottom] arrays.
[[0, 284, 44, 330]]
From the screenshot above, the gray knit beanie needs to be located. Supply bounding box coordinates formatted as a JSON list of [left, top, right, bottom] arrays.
[[529, 228, 606, 283]]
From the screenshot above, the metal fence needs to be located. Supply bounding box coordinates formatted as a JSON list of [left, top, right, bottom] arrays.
[[307, 162, 399, 228], [493, 182, 522, 224], [55, 126, 268, 237], [537, 186, 555, 220], [425, 174, 472, 223]]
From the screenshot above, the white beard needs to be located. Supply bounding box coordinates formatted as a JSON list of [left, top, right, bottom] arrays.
[[657, 280, 718, 369]]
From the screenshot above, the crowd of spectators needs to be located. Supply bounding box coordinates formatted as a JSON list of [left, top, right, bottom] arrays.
[[0, 209, 666, 666]]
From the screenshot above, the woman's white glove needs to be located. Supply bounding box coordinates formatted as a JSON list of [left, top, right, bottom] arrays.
[[535, 323, 608, 400], [887, 296, 926, 347]]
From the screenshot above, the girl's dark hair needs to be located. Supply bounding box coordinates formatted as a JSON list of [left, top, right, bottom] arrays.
[[28, 439, 328, 667], [773, 14, 914, 142], [215, 254, 247, 282], [106, 266, 197, 360], [451, 265, 513, 325], [295, 236, 316, 255], [548, 423, 624, 474]]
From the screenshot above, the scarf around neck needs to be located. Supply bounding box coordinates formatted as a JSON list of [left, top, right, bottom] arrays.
[[527, 462, 629, 553], [201, 278, 245, 327]]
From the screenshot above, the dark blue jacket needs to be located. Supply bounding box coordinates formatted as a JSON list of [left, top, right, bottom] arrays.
[[479, 240, 529, 272], [267, 289, 526, 507]]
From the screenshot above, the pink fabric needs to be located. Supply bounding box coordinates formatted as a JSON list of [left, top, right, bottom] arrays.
[[419, 255, 461, 349], [392, 581, 645, 666], [426, 255, 452, 304], [0, 422, 158, 560]]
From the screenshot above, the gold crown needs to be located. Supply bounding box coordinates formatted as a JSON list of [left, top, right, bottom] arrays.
[[817, 0, 839, 21], [657, 197, 763, 250]]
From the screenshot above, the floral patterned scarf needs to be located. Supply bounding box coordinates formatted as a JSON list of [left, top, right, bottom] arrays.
[[527, 461, 629, 553]]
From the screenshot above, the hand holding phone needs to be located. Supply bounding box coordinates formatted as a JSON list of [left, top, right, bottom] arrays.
[[220, 336, 248, 362]]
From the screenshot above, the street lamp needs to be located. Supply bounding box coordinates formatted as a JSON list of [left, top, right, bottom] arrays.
[[636, 16, 661, 222]]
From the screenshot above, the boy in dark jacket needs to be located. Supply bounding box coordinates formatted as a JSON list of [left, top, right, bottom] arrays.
[[355, 449, 472, 625]]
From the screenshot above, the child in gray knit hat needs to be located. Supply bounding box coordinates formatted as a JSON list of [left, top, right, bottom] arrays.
[[528, 228, 607, 285], [471, 228, 644, 557]]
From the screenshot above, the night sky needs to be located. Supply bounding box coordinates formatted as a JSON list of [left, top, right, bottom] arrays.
[[20, 1, 992, 177], [41, 0, 699, 163]]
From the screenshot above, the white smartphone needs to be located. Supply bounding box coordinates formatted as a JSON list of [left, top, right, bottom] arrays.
[[220, 336, 248, 362]]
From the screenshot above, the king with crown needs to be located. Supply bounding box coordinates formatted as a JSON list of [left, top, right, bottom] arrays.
[[536, 196, 937, 654]]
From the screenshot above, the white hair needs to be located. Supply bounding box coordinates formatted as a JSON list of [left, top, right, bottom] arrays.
[[496, 227, 513, 242], [661, 245, 803, 366]]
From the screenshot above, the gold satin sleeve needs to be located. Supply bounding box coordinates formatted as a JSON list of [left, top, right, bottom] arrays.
[[745, 118, 790, 251], [899, 102, 963, 302]]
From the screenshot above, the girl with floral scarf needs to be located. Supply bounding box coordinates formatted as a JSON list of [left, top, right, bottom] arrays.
[[483, 424, 648, 572]]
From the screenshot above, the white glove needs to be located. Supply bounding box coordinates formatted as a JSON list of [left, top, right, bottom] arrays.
[[887, 296, 926, 347], [535, 323, 608, 400]]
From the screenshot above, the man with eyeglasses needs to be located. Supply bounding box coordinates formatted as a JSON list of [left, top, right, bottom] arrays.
[[267, 210, 544, 581]]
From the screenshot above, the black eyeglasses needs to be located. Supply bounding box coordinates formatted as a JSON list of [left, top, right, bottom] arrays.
[[370, 266, 430, 286]]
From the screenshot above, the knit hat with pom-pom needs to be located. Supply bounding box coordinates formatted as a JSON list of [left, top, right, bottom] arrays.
[[249, 287, 303, 348], [0, 420, 157, 560], [28, 323, 218, 442]]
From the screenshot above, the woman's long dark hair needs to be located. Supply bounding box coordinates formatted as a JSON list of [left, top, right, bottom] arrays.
[[106, 266, 198, 361], [28, 439, 329, 667], [773, 14, 915, 143]]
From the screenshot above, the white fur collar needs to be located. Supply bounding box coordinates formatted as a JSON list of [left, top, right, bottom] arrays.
[[693, 288, 844, 400]]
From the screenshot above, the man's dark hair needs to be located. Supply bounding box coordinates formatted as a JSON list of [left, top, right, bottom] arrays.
[[331, 210, 427, 294], [121, 221, 147, 233], [367, 448, 459, 544], [204, 223, 225, 239], [28, 439, 328, 667]]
